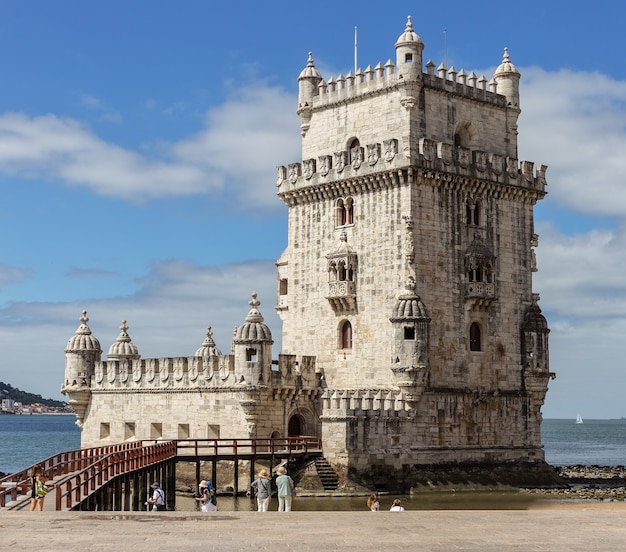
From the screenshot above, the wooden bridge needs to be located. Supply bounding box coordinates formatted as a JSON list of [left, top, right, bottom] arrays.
[[0, 437, 322, 511]]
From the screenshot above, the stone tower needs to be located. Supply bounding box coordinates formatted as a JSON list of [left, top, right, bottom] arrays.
[[276, 17, 554, 481]]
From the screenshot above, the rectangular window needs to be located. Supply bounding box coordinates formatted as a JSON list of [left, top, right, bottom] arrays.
[[405, 54, 413, 63], [124, 422, 135, 441], [150, 422, 162, 440], [404, 327, 415, 340], [100, 423, 110, 439], [178, 424, 190, 439], [246, 348, 257, 361], [279, 279, 288, 295], [207, 424, 220, 439]]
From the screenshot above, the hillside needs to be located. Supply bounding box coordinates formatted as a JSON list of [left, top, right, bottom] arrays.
[[0, 381, 66, 407]]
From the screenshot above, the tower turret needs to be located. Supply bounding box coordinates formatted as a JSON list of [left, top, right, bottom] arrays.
[[493, 48, 520, 108], [106, 320, 140, 361], [394, 16, 424, 81], [195, 326, 222, 357], [232, 292, 273, 386], [61, 310, 101, 427], [297, 52, 322, 136]]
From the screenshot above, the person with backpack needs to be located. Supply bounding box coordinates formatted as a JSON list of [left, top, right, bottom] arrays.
[[250, 469, 273, 512], [147, 482, 166, 511], [196, 479, 217, 512]]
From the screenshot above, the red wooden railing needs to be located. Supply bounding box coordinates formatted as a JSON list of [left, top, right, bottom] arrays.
[[0, 442, 144, 508], [1, 437, 322, 510]]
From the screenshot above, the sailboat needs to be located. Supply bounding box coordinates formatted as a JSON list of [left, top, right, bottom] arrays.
[[576, 413, 583, 424]]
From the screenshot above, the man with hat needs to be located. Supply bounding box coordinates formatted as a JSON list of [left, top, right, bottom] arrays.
[[147, 482, 166, 511]]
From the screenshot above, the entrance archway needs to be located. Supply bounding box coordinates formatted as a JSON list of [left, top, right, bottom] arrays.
[[288, 414, 303, 436]]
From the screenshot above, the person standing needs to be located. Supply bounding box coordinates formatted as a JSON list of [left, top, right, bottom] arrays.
[[196, 480, 217, 512], [147, 482, 166, 511], [250, 469, 273, 512], [275, 466, 295, 512], [29, 467, 47, 511]]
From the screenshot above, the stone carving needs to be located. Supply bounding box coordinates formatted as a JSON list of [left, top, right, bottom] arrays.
[[366, 143, 380, 166], [383, 139, 398, 162], [318, 155, 332, 176], [288, 163, 301, 184], [334, 151, 346, 173], [400, 96, 417, 110], [351, 146, 363, 170], [303, 158, 316, 180], [276, 165, 287, 186]]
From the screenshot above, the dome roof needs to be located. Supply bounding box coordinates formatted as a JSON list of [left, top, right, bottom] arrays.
[[195, 326, 222, 357], [298, 52, 322, 80], [65, 310, 101, 352], [466, 235, 494, 259], [524, 301, 549, 332], [390, 277, 430, 321], [494, 48, 520, 77], [327, 230, 355, 258], [233, 292, 273, 343], [395, 16, 423, 48], [107, 320, 140, 360]]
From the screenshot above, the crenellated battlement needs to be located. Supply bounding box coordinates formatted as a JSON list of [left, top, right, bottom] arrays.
[[320, 388, 412, 417], [89, 353, 318, 392], [277, 137, 548, 200], [302, 58, 506, 112]]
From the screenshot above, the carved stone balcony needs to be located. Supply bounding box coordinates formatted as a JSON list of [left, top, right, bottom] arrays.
[[465, 282, 495, 299], [326, 281, 357, 312]]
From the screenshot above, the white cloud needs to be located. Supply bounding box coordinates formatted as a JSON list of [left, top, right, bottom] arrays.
[[0, 263, 31, 287], [519, 67, 626, 217], [0, 258, 279, 402], [0, 83, 300, 208]]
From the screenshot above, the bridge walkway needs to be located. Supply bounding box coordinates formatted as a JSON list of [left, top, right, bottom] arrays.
[[0, 437, 322, 511]]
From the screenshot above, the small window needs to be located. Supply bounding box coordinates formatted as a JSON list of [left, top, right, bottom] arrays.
[[469, 323, 482, 351], [150, 422, 162, 439], [404, 327, 415, 340], [100, 423, 110, 439], [246, 348, 257, 361], [405, 54, 413, 63], [207, 424, 220, 439], [124, 422, 135, 441], [279, 279, 288, 295], [178, 424, 190, 439], [341, 321, 353, 349]]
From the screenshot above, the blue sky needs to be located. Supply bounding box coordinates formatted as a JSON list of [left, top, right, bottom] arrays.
[[0, 1, 625, 420]]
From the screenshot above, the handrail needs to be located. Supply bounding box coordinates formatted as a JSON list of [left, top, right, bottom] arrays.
[[1, 436, 322, 510], [0, 442, 144, 508], [54, 441, 177, 510]]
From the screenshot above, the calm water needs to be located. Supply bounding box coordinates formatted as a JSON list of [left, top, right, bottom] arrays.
[[2, 416, 625, 510]]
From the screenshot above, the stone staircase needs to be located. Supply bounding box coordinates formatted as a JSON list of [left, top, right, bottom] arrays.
[[314, 457, 339, 491]]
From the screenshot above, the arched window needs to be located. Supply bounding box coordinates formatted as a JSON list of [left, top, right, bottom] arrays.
[[473, 199, 481, 226], [469, 323, 481, 351], [341, 321, 353, 349], [336, 197, 354, 226]]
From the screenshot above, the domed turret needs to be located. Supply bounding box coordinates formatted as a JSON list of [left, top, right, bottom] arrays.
[[298, 52, 322, 107], [232, 292, 273, 386], [195, 326, 222, 357], [394, 16, 424, 81], [65, 310, 101, 353], [234, 292, 273, 343], [297, 52, 322, 136], [62, 310, 102, 428], [493, 48, 520, 108], [107, 320, 140, 361]]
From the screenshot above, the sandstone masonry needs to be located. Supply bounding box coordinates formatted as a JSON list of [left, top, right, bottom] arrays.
[[62, 17, 554, 488]]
